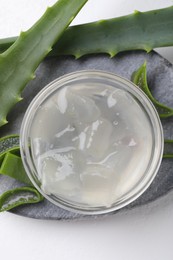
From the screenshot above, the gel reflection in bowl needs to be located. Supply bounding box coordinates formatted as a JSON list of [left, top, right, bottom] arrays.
[[20, 70, 163, 215]]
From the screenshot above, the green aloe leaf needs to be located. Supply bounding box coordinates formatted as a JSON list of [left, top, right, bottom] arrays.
[[163, 140, 173, 158], [0, 135, 42, 211], [0, 135, 20, 163], [0, 186, 43, 212], [0, 0, 88, 127], [0, 153, 31, 185], [132, 62, 173, 118], [0, 135, 30, 185], [1, 6, 173, 58]]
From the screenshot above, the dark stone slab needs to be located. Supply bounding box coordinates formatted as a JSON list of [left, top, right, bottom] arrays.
[[0, 50, 173, 220]]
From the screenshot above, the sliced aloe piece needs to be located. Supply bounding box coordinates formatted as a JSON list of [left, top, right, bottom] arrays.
[[0, 186, 43, 212], [132, 62, 173, 118], [163, 140, 173, 158], [0, 153, 31, 185]]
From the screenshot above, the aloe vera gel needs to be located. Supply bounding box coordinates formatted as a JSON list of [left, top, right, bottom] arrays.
[[31, 80, 152, 206], [20, 71, 163, 214]]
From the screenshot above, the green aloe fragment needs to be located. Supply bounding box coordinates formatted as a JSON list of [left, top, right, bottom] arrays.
[[0, 0, 88, 127], [0, 153, 31, 185], [163, 140, 173, 158], [0, 186, 43, 212], [1, 6, 173, 58], [132, 62, 173, 118], [0, 134, 20, 163], [0, 37, 16, 53], [0, 135, 42, 211], [0, 135, 31, 183]]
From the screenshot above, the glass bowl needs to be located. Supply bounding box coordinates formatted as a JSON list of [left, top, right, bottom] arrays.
[[20, 70, 163, 215]]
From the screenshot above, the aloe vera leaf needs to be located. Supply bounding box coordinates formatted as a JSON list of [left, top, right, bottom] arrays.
[[0, 153, 31, 185], [0, 135, 31, 184], [0, 37, 16, 53], [0, 0, 88, 127], [0, 135, 43, 212], [163, 140, 173, 158], [1, 6, 173, 58], [132, 62, 173, 118], [0, 186, 43, 212], [0, 135, 20, 163], [47, 6, 173, 57]]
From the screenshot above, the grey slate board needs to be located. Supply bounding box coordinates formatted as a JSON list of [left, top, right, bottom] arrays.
[[0, 50, 173, 220]]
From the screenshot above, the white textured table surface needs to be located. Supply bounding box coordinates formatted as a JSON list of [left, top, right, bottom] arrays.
[[0, 1, 173, 259]]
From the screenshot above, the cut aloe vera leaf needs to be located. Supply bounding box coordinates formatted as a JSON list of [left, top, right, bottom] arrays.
[[0, 135, 31, 185], [0, 0, 88, 127], [0, 135, 20, 163], [0, 135, 43, 212], [0, 153, 31, 185], [132, 62, 173, 118], [163, 140, 173, 158], [0, 186, 43, 212]]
